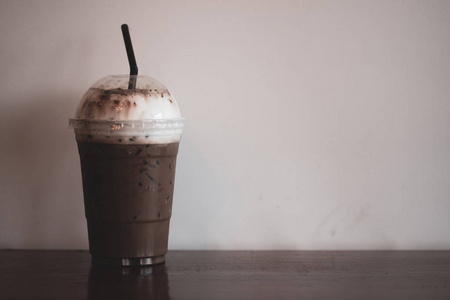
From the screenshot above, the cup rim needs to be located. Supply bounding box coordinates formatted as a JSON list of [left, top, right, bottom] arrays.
[[69, 117, 187, 130]]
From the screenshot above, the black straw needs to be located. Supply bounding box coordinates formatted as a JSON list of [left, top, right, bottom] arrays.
[[121, 24, 138, 89]]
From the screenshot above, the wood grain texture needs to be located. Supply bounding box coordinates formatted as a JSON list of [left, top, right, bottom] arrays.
[[1, 250, 449, 299]]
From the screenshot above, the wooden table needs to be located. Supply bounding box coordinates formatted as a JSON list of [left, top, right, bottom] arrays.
[[1, 250, 449, 299]]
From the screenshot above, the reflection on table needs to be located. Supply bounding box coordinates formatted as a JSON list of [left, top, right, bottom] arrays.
[[88, 263, 171, 300]]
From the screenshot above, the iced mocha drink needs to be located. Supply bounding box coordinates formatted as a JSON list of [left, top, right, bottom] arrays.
[[70, 75, 185, 266]]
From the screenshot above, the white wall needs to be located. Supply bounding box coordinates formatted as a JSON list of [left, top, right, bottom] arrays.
[[1, 0, 449, 250]]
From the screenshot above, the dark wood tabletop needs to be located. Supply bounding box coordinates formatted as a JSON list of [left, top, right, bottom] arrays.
[[1, 250, 449, 299]]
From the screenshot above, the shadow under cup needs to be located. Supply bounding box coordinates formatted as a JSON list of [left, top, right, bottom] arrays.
[[70, 118, 186, 266]]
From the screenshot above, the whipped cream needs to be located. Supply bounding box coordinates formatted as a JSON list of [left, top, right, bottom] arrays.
[[75, 88, 181, 120], [70, 75, 185, 144]]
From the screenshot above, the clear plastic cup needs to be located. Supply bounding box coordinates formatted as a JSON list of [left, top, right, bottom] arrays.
[[70, 75, 186, 266]]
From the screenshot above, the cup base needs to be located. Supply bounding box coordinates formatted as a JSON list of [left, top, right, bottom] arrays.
[[91, 255, 165, 266]]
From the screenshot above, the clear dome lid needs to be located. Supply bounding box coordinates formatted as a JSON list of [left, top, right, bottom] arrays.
[[69, 75, 186, 144]]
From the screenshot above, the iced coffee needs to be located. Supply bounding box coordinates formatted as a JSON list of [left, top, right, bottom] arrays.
[[70, 75, 186, 266]]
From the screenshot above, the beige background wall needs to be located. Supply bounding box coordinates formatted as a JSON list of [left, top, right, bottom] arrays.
[[1, 0, 449, 250]]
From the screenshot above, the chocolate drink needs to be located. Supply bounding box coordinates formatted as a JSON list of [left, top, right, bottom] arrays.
[[77, 142, 179, 265], [70, 75, 186, 266]]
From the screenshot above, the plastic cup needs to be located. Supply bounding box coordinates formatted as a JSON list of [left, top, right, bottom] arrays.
[[69, 75, 186, 266]]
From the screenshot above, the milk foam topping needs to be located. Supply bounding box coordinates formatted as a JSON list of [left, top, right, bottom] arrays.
[[69, 75, 185, 144]]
